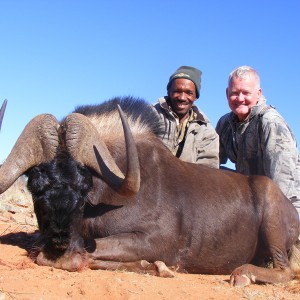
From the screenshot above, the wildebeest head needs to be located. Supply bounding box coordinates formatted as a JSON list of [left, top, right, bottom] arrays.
[[0, 96, 161, 258]]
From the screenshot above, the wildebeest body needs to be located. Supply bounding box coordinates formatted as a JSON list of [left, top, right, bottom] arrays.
[[83, 163, 294, 274]]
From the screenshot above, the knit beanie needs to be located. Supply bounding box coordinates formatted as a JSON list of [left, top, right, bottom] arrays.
[[167, 66, 202, 98]]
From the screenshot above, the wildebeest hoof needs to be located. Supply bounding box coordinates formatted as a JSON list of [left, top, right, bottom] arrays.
[[154, 261, 175, 278], [36, 251, 88, 272], [230, 274, 252, 287], [230, 264, 257, 287]]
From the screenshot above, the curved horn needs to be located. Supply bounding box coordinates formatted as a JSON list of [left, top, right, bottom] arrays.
[[0, 99, 7, 132], [0, 114, 59, 193], [117, 104, 140, 195], [64, 109, 140, 196]]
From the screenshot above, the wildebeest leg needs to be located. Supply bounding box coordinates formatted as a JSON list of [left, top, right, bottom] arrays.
[[230, 234, 296, 286], [37, 250, 174, 277], [85, 234, 175, 277], [89, 259, 175, 278], [37, 233, 175, 277], [230, 263, 295, 287], [230, 183, 299, 287]]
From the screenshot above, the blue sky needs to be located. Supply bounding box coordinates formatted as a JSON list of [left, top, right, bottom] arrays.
[[0, 0, 299, 163]]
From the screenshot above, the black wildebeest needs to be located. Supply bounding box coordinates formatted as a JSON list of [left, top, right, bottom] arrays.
[[0, 96, 299, 287]]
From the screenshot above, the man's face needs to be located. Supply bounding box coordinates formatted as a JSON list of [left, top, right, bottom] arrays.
[[226, 74, 262, 121], [168, 78, 197, 122]]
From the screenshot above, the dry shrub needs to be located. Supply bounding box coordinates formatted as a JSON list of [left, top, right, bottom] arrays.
[[0, 175, 36, 226], [0, 175, 32, 204]]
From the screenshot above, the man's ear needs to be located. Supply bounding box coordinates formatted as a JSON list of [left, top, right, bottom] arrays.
[[226, 87, 229, 100], [257, 88, 262, 99]]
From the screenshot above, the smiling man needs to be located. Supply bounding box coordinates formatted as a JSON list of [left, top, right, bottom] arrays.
[[152, 66, 219, 167], [216, 65, 300, 221]]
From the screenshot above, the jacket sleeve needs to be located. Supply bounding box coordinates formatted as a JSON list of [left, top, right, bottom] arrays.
[[260, 115, 299, 199], [194, 123, 220, 168]]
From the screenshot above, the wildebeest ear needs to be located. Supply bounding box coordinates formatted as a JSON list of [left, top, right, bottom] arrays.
[[0, 99, 7, 132]]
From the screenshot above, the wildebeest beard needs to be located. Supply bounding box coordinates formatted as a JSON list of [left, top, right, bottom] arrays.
[[26, 150, 93, 260]]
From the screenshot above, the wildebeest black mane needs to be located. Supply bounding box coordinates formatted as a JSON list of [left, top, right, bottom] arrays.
[[26, 149, 93, 259], [74, 96, 163, 137]]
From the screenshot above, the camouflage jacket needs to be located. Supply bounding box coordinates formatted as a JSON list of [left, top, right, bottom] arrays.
[[152, 97, 219, 168], [216, 97, 300, 204]]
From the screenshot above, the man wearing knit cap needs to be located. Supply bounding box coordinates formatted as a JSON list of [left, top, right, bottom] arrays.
[[152, 66, 219, 168]]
